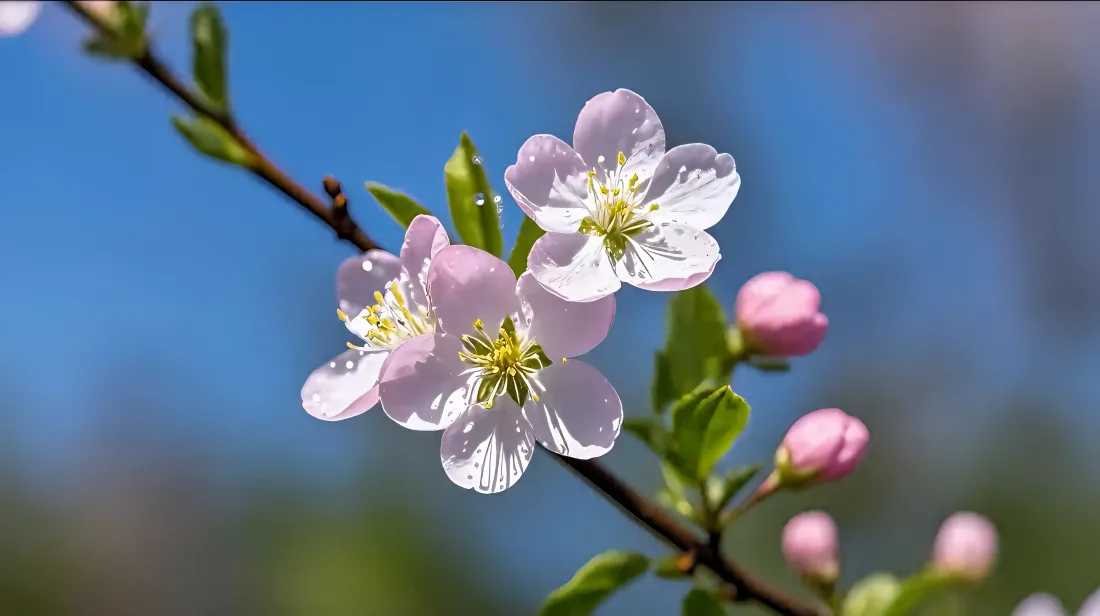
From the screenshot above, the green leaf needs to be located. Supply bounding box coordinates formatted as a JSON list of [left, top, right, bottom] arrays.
[[190, 3, 229, 112], [842, 574, 902, 616], [663, 286, 734, 403], [682, 589, 726, 616], [651, 351, 677, 414], [652, 555, 692, 580], [365, 182, 433, 229], [171, 116, 254, 167], [82, 36, 132, 61], [507, 215, 546, 276], [669, 386, 750, 483], [444, 132, 503, 256], [705, 463, 762, 512], [538, 551, 649, 616], [881, 571, 963, 616], [621, 417, 668, 457]]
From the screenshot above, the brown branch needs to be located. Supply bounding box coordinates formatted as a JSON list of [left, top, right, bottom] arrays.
[[60, 3, 819, 615]]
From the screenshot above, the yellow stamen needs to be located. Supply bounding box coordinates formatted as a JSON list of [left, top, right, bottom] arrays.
[[389, 281, 405, 306], [531, 392, 540, 402], [373, 291, 385, 305], [612, 187, 620, 196], [587, 170, 596, 178], [474, 318, 484, 331], [599, 184, 609, 195], [649, 203, 659, 211], [336, 308, 348, 322], [617, 151, 626, 166], [628, 173, 638, 188]]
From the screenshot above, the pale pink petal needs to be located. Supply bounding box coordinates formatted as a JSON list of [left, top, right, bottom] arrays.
[[613, 223, 720, 291], [528, 232, 621, 303], [525, 360, 622, 460], [301, 348, 388, 422], [1012, 595, 1065, 616], [516, 272, 614, 360], [440, 398, 535, 494], [399, 214, 450, 304], [573, 89, 665, 185], [427, 245, 520, 337], [504, 135, 592, 233], [1078, 588, 1100, 616], [336, 250, 402, 316], [0, 1, 41, 37], [377, 333, 472, 431], [642, 143, 741, 231]]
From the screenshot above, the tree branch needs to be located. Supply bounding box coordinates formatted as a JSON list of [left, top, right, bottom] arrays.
[[60, 3, 819, 615]]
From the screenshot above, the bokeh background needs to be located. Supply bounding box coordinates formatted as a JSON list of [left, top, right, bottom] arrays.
[[3, 2, 1100, 615]]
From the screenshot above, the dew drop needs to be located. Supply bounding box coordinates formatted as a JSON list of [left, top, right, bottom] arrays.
[[463, 422, 474, 434], [528, 155, 535, 162], [345, 360, 355, 369], [474, 193, 485, 206], [361, 260, 373, 272], [329, 362, 337, 368], [311, 393, 321, 403], [493, 194, 502, 205], [472, 155, 482, 165]]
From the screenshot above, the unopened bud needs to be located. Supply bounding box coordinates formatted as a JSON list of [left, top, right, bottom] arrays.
[[735, 271, 827, 357], [775, 408, 869, 487], [931, 512, 998, 581], [781, 511, 839, 583]]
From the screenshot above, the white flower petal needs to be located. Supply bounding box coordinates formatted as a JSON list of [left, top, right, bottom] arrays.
[[573, 89, 665, 185], [525, 360, 622, 460], [614, 222, 720, 291], [440, 398, 535, 494], [301, 348, 388, 421], [377, 333, 472, 431], [1079, 588, 1100, 616], [427, 246, 520, 337], [527, 232, 621, 303], [1011, 594, 1065, 616], [517, 272, 615, 360], [336, 250, 403, 316], [0, 1, 41, 37], [642, 143, 741, 231], [504, 135, 592, 233], [399, 214, 450, 305]]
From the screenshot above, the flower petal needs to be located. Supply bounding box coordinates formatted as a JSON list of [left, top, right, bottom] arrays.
[[427, 245, 519, 337], [504, 135, 592, 233], [440, 398, 535, 494], [336, 249, 403, 316], [301, 348, 388, 421], [517, 272, 615, 359], [527, 232, 621, 303], [525, 360, 622, 459], [642, 143, 741, 230], [377, 333, 472, 431], [1011, 594, 1065, 616], [0, 1, 41, 37], [573, 89, 665, 185], [614, 222, 720, 291], [400, 214, 450, 304], [1079, 588, 1100, 616]]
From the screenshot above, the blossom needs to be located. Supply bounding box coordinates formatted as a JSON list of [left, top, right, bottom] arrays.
[[377, 244, 621, 493], [931, 512, 998, 581], [505, 88, 740, 302], [775, 408, 869, 486], [0, 1, 41, 37], [1011, 589, 1100, 616], [300, 215, 448, 422], [736, 271, 828, 357], [781, 511, 839, 582]]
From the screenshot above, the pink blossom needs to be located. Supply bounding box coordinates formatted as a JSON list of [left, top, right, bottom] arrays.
[[932, 512, 999, 581], [781, 511, 839, 581], [736, 271, 828, 357], [777, 408, 869, 484]]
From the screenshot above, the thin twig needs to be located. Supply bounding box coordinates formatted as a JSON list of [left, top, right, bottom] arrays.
[[60, 3, 819, 615]]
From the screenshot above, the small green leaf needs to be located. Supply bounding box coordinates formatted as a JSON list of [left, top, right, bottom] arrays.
[[705, 463, 762, 513], [663, 286, 734, 403], [190, 3, 229, 112], [652, 555, 692, 580], [82, 36, 131, 61], [171, 116, 254, 167], [842, 574, 902, 616], [444, 132, 503, 256], [669, 386, 750, 483], [621, 417, 668, 457], [507, 215, 546, 276], [881, 570, 963, 616], [746, 356, 791, 372], [538, 551, 650, 616], [682, 588, 726, 616], [365, 182, 433, 229], [117, 1, 149, 41], [652, 351, 677, 414]]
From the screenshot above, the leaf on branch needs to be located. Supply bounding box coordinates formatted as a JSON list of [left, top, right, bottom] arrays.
[[669, 386, 750, 484], [621, 416, 668, 457], [171, 115, 254, 167], [651, 351, 677, 415], [81, 1, 150, 62], [705, 463, 762, 513], [82, 36, 132, 61], [190, 3, 229, 113], [880, 570, 963, 616], [365, 182, 433, 229], [842, 574, 902, 616], [652, 555, 692, 580], [507, 215, 545, 276], [660, 285, 734, 406], [681, 588, 726, 616], [444, 132, 503, 256], [538, 551, 650, 616]]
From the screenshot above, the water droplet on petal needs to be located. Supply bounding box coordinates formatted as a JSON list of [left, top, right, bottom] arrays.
[[528, 155, 535, 162], [361, 260, 373, 272], [472, 155, 482, 165], [311, 393, 321, 403], [329, 362, 337, 368], [345, 360, 355, 369], [474, 193, 485, 206]]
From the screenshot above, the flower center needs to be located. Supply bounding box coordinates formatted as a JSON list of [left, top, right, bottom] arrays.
[[578, 150, 659, 261], [338, 278, 433, 351], [458, 316, 553, 408]]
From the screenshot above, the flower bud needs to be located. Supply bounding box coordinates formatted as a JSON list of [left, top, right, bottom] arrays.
[[1011, 593, 1064, 616], [781, 511, 839, 582], [735, 271, 828, 357], [931, 512, 998, 581], [775, 408, 869, 486]]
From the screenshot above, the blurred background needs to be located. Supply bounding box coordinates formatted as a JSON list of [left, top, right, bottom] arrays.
[[2, 2, 1100, 614]]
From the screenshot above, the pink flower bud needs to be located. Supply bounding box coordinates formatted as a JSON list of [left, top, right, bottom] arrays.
[[781, 511, 839, 581], [776, 408, 869, 485], [932, 512, 998, 581], [1011, 593, 1064, 616], [736, 271, 828, 357]]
